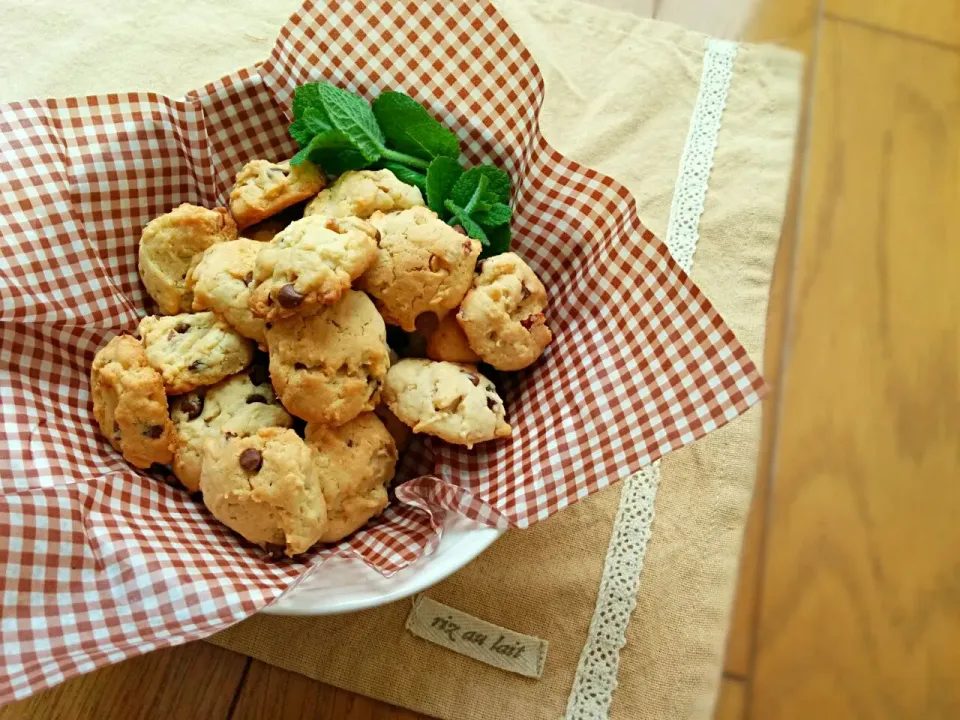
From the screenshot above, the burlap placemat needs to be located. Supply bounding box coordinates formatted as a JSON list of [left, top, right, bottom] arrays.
[[1, 1, 800, 717]]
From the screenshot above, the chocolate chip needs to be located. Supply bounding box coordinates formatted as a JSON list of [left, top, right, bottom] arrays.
[[224, 432, 238, 439], [520, 313, 544, 330], [470, 374, 481, 386], [265, 322, 273, 330], [243, 271, 253, 286], [277, 283, 304, 309], [486, 396, 499, 411], [143, 425, 165, 438], [246, 393, 268, 404], [188, 360, 204, 371], [175, 321, 190, 333], [346, 439, 355, 448], [294, 362, 307, 370], [452, 225, 467, 235], [181, 396, 203, 420], [264, 542, 286, 559], [239, 448, 263, 473], [249, 364, 269, 387], [374, 228, 382, 246]]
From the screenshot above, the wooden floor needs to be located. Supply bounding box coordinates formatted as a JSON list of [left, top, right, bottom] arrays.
[[4, 1, 959, 718]]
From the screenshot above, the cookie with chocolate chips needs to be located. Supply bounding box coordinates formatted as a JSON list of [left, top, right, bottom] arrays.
[[138, 311, 255, 395], [457, 252, 552, 371], [229, 158, 325, 230], [266, 290, 389, 427], [169, 365, 293, 492], [200, 427, 327, 556], [187, 239, 269, 346], [248, 214, 379, 322], [90, 335, 174, 469], [382, 358, 511, 448]]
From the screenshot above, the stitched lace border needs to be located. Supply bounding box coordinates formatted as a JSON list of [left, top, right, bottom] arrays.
[[564, 38, 739, 720]]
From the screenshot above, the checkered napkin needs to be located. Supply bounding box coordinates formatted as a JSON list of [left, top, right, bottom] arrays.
[[0, 0, 764, 703]]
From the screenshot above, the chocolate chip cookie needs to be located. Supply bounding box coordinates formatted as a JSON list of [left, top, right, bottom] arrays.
[[457, 252, 552, 371], [383, 359, 511, 448], [138, 312, 255, 395], [138, 204, 238, 315], [304, 169, 423, 219], [169, 365, 293, 492], [305, 412, 397, 543], [187, 238, 267, 346], [426, 312, 481, 363], [90, 335, 174, 468], [200, 427, 327, 556], [248, 215, 379, 322], [267, 290, 390, 427], [229, 159, 325, 229], [360, 206, 481, 331]]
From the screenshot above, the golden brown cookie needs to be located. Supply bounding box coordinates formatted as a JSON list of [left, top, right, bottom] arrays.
[[267, 290, 390, 427], [138, 312, 255, 395], [360, 206, 481, 331], [229, 159, 325, 229], [304, 169, 423, 219], [200, 427, 327, 556], [90, 335, 174, 468], [305, 412, 397, 543], [169, 366, 293, 492], [187, 239, 268, 346], [138, 204, 238, 315], [426, 312, 481, 363], [383, 359, 511, 448], [248, 215, 378, 321], [457, 253, 552, 371]]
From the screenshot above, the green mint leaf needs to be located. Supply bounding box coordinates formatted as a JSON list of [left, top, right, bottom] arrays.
[[316, 82, 384, 163], [480, 222, 511, 258], [426, 157, 464, 215], [292, 83, 322, 120], [380, 162, 427, 193], [463, 174, 490, 214], [289, 118, 312, 148], [373, 91, 460, 161], [299, 129, 371, 174], [444, 199, 488, 245], [290, 143, 313, 167], [474, 202, 511, 227], [450, 165, 511, 207]]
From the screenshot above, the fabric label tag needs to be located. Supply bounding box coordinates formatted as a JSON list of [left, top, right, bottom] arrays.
[[405, 595, 548, 678]]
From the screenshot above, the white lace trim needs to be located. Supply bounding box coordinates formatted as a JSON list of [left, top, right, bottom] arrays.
[[564, 38, 738, 720]]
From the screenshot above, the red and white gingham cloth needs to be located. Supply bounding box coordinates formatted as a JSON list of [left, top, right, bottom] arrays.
[[0, 0, 764, 703]]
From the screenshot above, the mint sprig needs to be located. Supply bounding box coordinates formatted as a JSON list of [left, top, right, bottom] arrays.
[[289, 81, 513, 257]]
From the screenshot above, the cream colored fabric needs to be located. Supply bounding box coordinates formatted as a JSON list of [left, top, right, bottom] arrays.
[[0, 1, 801, 717]]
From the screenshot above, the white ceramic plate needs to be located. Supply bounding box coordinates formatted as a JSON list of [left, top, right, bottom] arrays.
[[262, 514, 503, 615]]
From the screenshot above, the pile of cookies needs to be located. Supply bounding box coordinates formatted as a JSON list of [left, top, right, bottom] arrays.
[[90, 159, 552, 556]]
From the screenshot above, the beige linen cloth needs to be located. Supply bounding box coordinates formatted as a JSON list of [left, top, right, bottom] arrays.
[[0, 1, 801, 717]]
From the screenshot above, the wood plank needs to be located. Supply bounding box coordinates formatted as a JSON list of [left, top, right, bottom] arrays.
[[827, 0, 960, 49], [722, 0, 820, 679], [751, 17, 960, 720], [230, 661, 428, 720], [0, 642, 249, 720], [715, 677, 748, 720]]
